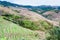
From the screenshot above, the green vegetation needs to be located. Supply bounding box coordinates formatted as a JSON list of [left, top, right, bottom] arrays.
[[18, 20, 40, 30], [2, 13, 52, 30], [2, 14, 40, 30], [2, 13, 21, 23], [40, 21, 52, 31], [2, 13, 52, 31], [1, 10, 60, 40], [46, 26, 60, 40], [0, 2, 60, 40], [0, 16, 40, 40]]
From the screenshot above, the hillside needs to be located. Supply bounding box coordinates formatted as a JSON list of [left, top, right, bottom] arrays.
[[42, 11, 60, 22], [0, 6, 59, 26], [0, 1, 60, 26], [0, 16, 40, 40], [0, 1, 60, 40]]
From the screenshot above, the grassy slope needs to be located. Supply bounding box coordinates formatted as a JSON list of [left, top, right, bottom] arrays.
[[0, 16, 40, 40]]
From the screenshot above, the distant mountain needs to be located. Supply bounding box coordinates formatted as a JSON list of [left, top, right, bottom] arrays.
[[0, 1, 21, 7], [0, 1, 60, 25], [0, 1, 60, 10], [0, 1, 34, 8]]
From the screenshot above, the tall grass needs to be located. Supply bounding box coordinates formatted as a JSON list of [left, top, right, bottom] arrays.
[[0, 17, 40, 40]]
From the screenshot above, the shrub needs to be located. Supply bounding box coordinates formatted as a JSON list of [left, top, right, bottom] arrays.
[[2, 13, 21, 23], [46, 26, 60, 40], [2, 13, 52, 30], [18, 20, 40, 30], [2, 14, 40, 30], [40, 21, 51, 30]]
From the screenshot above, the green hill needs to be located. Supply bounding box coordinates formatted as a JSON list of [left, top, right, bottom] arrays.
[[0, 3, 60, 40], [0, 16, 40, 40]]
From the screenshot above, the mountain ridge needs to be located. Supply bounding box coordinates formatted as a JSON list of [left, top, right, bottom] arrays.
[[0, 1, 60, 10]]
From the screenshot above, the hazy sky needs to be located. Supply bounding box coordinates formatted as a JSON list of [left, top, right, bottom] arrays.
[[1, 0, 60, 6]]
